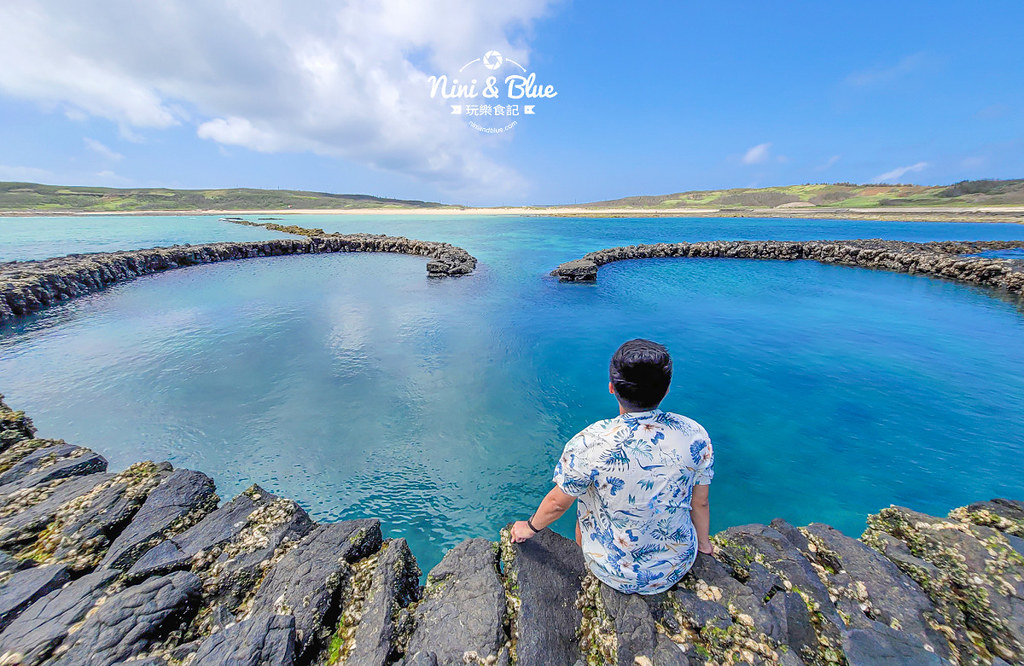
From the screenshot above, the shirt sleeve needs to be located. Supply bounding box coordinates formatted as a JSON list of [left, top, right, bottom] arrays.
[[693, 436, 714, 486], [552, 431, 595, 497]]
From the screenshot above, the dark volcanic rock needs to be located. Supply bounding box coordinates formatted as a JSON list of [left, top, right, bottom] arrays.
[[711, 522, 844, 663], [503, 527, 586, 666], [953, 498, 1024, 538], [405, 537, 508, 665], [200, 493, 314, 613], [599, 584, 687, 666], [126, 484, 277, 582], [0, 563, 69, 632], [0, 568, 119, 665], [550, 239, 1024, 296], [864, 505, 1024, 663], [188, 613, 297, 666], [343, 537, 420, 666], [247, 519, 381, 661], [0, 233, 478, 325], [0, 441, 106, 497], [99, 467, 218, 570], [0, 396, 36, 450], [0, 472, 112, 551], [21, 461, 171, 571], [803, 522, 954, 662], [51, 570, 202, 666]]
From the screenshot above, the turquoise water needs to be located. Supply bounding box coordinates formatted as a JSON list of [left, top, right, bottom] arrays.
[[2, 214, 1024, 573], [0, 215, 292, 262]]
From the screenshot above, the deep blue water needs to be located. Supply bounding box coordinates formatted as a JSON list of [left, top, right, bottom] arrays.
[[2, 214, 1023, 573]]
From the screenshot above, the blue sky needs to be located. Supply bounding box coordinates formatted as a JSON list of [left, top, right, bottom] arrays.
[[0, 1, 1021, 206]]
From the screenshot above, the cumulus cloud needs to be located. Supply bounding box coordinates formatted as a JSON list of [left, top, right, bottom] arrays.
[[84, 138, 124, 161], [873, 161, 929, 183], [0, 1, 557, 194], [742, 142, 772, 165]]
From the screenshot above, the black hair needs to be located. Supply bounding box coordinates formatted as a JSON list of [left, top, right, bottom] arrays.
[[609, 339, 672, 411]]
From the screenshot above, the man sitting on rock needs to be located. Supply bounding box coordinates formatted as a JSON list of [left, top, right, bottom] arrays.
[[511, 338, 714, 594]]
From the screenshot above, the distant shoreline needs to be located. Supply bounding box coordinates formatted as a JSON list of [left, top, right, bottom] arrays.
[[2, 205, 1024, 224]]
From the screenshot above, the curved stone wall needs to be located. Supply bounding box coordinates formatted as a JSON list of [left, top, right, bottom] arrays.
[[552, 239, 1024, 296], [0, 394, 1022, 664], [0, 234, 477, 325]]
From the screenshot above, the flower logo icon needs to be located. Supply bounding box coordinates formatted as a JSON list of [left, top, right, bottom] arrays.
[[482, 50, 503, 70]]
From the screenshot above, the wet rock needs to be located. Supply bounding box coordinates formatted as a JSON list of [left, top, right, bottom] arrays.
[[50, 570, 202, 665], [864, 505, 1024, 663], [19, 461, 171, 571], [0, 568, 119, 665], [342, 537, 420, 666], [503, 527, 586, 666], [0, 473, 112, 551], [188, 613, 296, 666], [99, 467, 218, 570], [127, 484, 277, 582], [0, 563, 69, 632], [405, 538, 508, 665], [247, 519, 381, 661]]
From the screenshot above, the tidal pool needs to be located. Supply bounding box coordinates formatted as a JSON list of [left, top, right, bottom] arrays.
[[2, 215, 1023, 571]]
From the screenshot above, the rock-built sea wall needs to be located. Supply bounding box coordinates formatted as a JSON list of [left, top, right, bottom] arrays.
[[0, 394, 1021, 665], [551, 239, 1024, 297], [0, 234, 478, 325]]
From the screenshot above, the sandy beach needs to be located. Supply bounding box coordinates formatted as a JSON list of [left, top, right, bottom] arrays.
[[4, 205, 1018, 224]]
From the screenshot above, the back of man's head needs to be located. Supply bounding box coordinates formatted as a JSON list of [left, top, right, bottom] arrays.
[[609, 339, 672, 411]]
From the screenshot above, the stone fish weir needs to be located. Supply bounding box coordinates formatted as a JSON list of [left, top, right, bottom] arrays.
[[0, 233, 477, 325], [0, 395, 1022, 665], [551, 239, 1024, 297]]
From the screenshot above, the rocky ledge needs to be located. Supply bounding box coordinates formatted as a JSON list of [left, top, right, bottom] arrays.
[[0, 395, 1022, 665], [0, 234, 477, 325], [551, 239, 1024, 297]]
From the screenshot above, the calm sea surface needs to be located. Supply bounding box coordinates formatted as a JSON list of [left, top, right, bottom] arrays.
[[2, 214, 1023, 573]]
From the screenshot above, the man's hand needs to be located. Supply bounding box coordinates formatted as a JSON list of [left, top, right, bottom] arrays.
[[698, 541, 715, 555], [511, 520, 537, 543]]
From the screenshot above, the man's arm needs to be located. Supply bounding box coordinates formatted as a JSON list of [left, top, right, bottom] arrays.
[[510, 486, 576, 543], [691, 484, 713, 554]]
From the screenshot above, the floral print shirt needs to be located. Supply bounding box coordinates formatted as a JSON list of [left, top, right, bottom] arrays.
[[553, 409, 714, 594]]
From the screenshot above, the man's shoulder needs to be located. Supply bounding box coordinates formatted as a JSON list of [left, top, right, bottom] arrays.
[[657, 411, 710, 439]]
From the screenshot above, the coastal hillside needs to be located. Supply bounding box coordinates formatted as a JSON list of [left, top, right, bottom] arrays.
[[0, 182, 452, 212], [582, 178, 1024, 210]]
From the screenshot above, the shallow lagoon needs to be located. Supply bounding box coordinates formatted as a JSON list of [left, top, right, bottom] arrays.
[[2, 214, 1023, 572]]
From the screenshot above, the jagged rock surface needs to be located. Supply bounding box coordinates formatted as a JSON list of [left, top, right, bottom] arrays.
[[0, 394, 1020, 665], [404, 537, 510, 665], [551, 239, 1024, 297]]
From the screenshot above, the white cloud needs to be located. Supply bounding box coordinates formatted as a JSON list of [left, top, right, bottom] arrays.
[[84, 138, 124, 161], [0, 1, 557, 194], [845, 52, 931, 87], [873, 161, 929, 183], [816, 155, 841, 171], [742, 142, 772, 165], [0, 164, 52, 181]]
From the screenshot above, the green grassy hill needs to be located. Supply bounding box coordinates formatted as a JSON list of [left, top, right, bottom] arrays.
[[0, 183, 453, 212], [582, 179, 1024, 209]]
